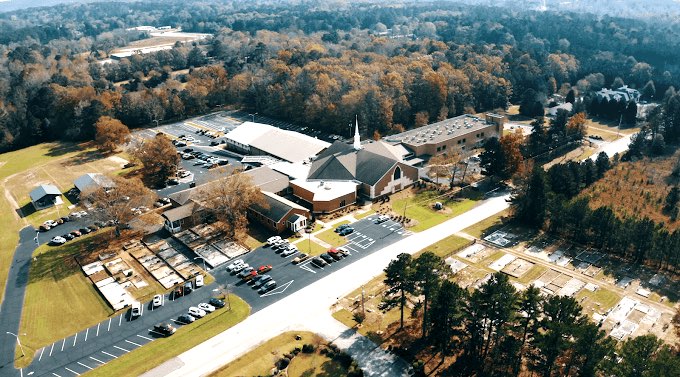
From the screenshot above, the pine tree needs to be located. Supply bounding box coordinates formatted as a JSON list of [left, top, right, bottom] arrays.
[[383, 253, 416, 329]]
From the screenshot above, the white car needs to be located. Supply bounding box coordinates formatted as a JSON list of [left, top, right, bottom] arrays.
[[50, 236, 66, 245], [188, 306, 206, 318], [281, 246, 298, 257], [152, 294, 163, 307], [69, 212, 82, 219], [78, 210, 88, 217], [44, 220, 59, 227], [195, 275, 204, 288], [131, 302, 142, 318], [267, 236, 282, 246], [197, 303, 215, 313], [231, 262, 249, 273], [226, 259, 244, 272]]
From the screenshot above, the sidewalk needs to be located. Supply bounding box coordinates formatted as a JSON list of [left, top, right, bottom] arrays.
[[142, 194, 510, 377]]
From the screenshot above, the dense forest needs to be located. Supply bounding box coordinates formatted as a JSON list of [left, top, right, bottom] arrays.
[[0, 0, 679, 151]]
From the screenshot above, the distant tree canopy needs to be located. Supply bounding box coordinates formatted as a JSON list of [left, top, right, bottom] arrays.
[[0, 0, 678, 152]]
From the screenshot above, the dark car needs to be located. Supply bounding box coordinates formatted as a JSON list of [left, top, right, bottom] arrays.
[[334, 224, 351, 233], [338, 227, 354, 236], [217, 159, 229, 166], [167, 178, 180, 186], [88, 225, 99, 232], [184, 281, 193, 294], [153, 323, 176, 336], [311, 257, 328, 268], [253, 275, 272, 288], [183, 148, 194, 153], [320, 253, 335, 263], [80, 227, 92, 235], [61, 216, 70, 223], [177, 314, 195, 324], [327, 250, 344, 261], [70, 230, 82, 237], [173, 287, 184, 298], [258, 280, 277, 294], [62, 233, 75, 240], [39, 225, 51, 232], [210, 140, 219, 146], [208, 298, 225, 308]]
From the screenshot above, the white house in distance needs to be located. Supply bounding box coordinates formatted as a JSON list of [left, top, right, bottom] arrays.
[[29, 184, 63, 210]]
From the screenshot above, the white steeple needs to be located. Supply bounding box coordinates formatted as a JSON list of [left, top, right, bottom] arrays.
[[353, 115, 361, 150]]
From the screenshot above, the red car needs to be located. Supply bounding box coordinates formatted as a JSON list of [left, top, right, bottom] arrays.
[[258, 265, 273, 274]]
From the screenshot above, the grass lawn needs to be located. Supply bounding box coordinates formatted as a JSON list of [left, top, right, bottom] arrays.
[[85, 294, 249, 377], [392, 190, 478, 232], [354, 209, 376, 220], [461, 209, 509, 238], [295, 239, 330, 256], [516, 265, 548, 285], [418, 234, 472, 259], [208, 331, 337, 377], [315, 220, 350, 247], [575, 287, 622, 315]]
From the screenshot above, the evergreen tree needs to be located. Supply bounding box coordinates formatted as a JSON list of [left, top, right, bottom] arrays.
[[514, 286, 542, 376], [429, 280, 465, 361], [565, 88, 576, 104], [595, 152, 611, 178], [512, 165, 548, 227], [665, 186, 680, 212], [641, 80, 656, 101], [413, 252, 446, 338], [383, 253, 416, 329], [604, 335, 662, 377]]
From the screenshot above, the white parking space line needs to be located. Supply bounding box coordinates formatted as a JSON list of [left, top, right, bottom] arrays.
[[260, 280, 294, 297], [72, 333, 77, 347], [61, 339, 66, 352], [38, 347, 45, 361], [125, 339, 142, 347], [77, 362, 93, 370], [96, 323, 100, 337], [49, 342, 55, 356], [89, 356, 105, 364], [101, 351, 117, 359], [107, 318, 111, 332], [64, 367, 80, 375], [52, 373, 62, 377], [137, 334, 153, 341], [84, 328, 88, 342], [119, 315, 123, 326], [113, 345, 130, 353]]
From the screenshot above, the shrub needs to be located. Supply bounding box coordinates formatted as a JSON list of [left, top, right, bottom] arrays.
[[276, 356, 291, 370], [302, 344, 315, 353]]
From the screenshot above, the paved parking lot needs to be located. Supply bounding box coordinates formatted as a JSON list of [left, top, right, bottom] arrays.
[[25, 216, 410, 376]]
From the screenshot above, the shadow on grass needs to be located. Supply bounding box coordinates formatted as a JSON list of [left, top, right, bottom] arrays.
[[45, 143, 82, 157], [62, 149, 105, 167], [17, 202, 35, 218]]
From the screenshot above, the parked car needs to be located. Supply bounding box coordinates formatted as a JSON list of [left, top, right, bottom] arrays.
[[258, 281, 277, 294], [281, 246, 298, 257], [327, 249, 344, 261], [338, 227, 355, 236], [173, 287, 184, 298], [195, 275, 204, 288], [184, 281, 193, 294], [152, 294, 163, 307], [208, 298, 225, 308], [153, 323, 176, 336], [311, 257, 328, 268], [167, 178, 180, 185], [336, 247, 350, 256], [237, 267, 255, 278], [50, 236, 67, 245], [39, 224, 51, 232], [183, 148, 194, 153], [374, 215, 390, 224], [70, 230, 82, 237], [197, 303, 216, 313], [242, 270, 258, 281], [79, 227, 92, 235], [320, 253, 335, 264], [273, 241, 290, 252], [334, 224, 351, 233], [44, 219, 59, 228], [177, 314, 195, 324], [257, 265, 273, 274], [188, 306, 206, 318], [78, 211, 88, 217], [231, 262, 249, 274], [62, 233, 75, 241], [291, 253, 310, 264], [226, 259, 245, 272], [88, 225, 99, 232], [131, 302, 142, 318]]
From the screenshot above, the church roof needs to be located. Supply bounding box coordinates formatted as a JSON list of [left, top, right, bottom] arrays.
[[307, 141, 399, 186]]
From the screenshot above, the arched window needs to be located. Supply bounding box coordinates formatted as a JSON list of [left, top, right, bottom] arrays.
[[393, 166, 401, 180]]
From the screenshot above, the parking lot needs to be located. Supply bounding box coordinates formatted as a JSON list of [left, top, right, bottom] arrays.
[[25, 216, 410, 376]]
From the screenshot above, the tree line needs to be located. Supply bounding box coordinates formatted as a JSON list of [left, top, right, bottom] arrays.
[[382, 252, 679, 376], [0, 1, 679, 152]]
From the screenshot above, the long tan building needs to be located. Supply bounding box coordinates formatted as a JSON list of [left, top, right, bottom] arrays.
[[384, 114, 504, 158]]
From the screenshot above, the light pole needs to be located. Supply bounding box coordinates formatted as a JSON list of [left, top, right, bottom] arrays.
[[7, 331, 26, 357], [194, 256, 208, 271], [34, 231, 39, 246], [249, 113, 258, 122]]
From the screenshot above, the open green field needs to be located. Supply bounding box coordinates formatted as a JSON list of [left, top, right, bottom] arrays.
[[16, 233, 115, 366], [575, 287, 622, 315], [315, 220, 350, 247], [208, 331, 348, 377], [85, 294, 249, 377], [0, 143, 88, 305], [391, 190, 478, 232], [418, 234, 471, 259]]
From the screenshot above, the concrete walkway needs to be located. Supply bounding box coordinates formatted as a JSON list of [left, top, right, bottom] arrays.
[[142, 193, 510, 377], [0, 226, 38, 377]]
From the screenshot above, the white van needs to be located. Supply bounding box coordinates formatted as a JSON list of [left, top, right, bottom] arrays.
[[131, 301, 142, 318]]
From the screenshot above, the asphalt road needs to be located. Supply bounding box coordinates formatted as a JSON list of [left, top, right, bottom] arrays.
[[20, 217, 409, 377]]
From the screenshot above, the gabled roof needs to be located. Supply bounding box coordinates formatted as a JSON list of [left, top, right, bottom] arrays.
[[74, 173, 114, 192], [223, 122, 272, 146], [162, 202, 196, 222], [168, 188, 197, 207], [307, 141, 399, 186], [29, 184, 61, 202], [244, 166, 290, 194], [249, 191, 308, 223]]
